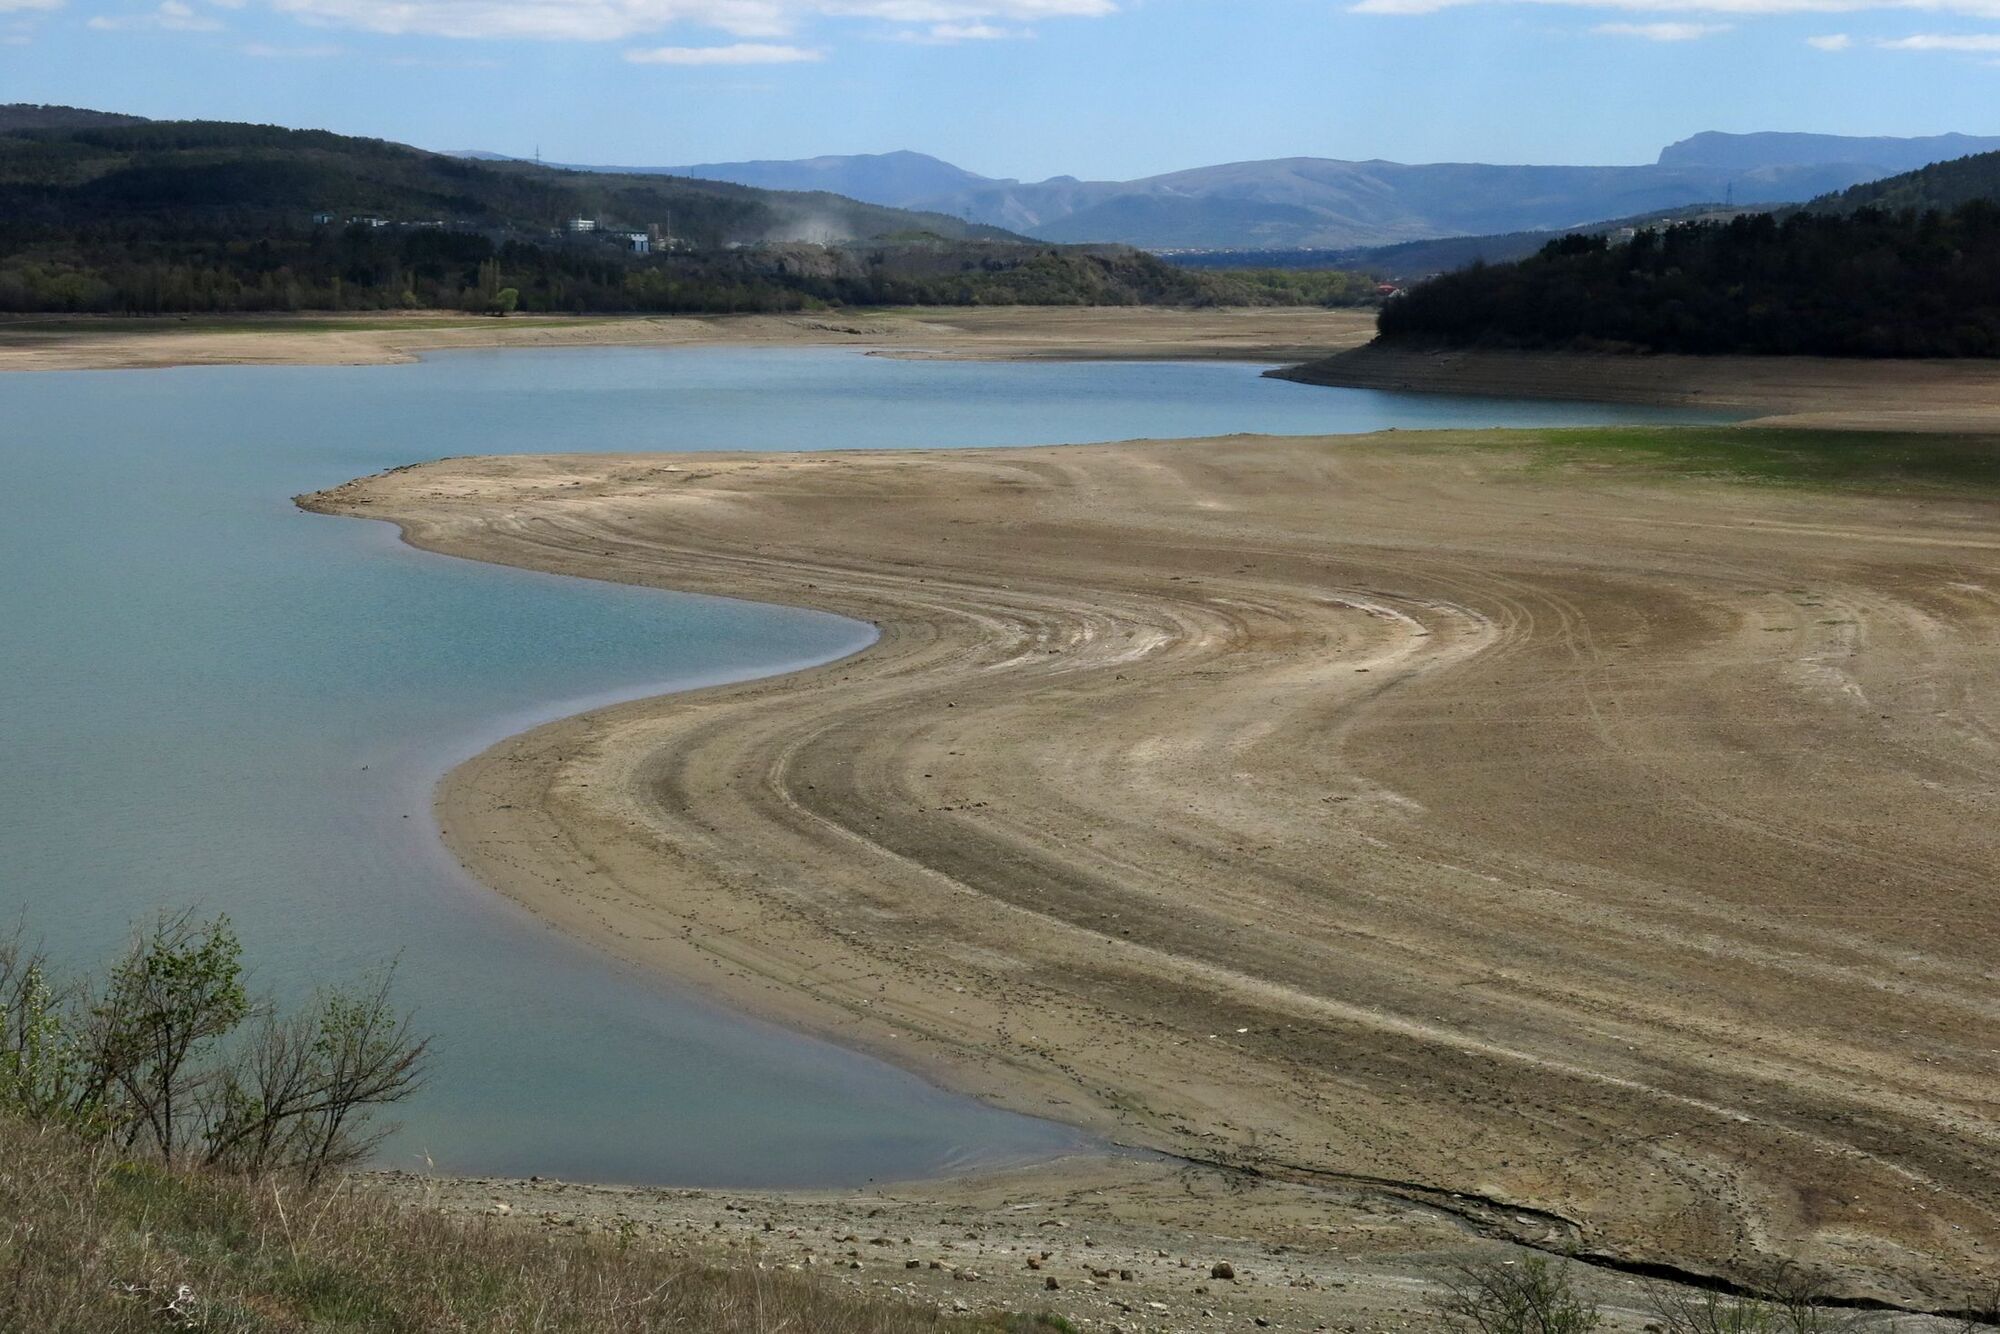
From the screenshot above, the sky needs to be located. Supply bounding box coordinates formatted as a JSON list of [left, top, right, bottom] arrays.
[[3, 0, 1998, 180]]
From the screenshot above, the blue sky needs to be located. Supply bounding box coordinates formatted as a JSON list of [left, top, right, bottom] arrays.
[[4, 0, 1997, 179]]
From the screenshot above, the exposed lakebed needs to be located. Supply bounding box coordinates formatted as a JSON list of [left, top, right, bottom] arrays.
[[0, 346, 1735, 1184]]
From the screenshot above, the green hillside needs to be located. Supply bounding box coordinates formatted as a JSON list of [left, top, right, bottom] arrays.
[[1813, 148, 2000, 215], [0, 114, 1014, 245]]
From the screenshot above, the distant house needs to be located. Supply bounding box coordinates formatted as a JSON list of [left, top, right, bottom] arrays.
[[348, 216, 388, 229], [310, 211, 336, 226], [621, 232, 650, 255], [566, 217, 597, 233]]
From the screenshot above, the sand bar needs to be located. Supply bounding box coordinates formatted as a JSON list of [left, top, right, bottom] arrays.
[[306, 428, 2000, 1310], [0, 306, 1376, 373]]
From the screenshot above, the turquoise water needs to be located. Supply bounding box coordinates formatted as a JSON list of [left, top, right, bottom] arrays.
[[0, 347, 1735, 1184]]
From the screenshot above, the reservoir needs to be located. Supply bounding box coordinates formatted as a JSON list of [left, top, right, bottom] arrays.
[[0, 346, 1734, 1185]]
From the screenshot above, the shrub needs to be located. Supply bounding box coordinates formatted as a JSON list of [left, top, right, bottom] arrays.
[[0, 912, 426, 1181], [1429, 1257, 1602, 1334], [1647, 1267, 1888, 1334]]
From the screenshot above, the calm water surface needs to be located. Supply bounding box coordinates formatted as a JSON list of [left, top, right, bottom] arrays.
[[0, 347, 1734, 1184]]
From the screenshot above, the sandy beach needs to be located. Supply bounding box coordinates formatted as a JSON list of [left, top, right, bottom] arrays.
[[305, 425, 2000, 1314], [0, 306, 1377, 374]]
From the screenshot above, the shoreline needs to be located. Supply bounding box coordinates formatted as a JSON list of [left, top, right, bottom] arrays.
[[303, 428, 2000, 1311], [373, 1152, 1686, 1334], [0, 306, 1376, 374], [1273, 342, 2000, 430]]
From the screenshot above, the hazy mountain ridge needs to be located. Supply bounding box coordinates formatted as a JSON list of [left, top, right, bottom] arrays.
[[1659, 130, 2000, 172], [542, 132, 1994, 250], [977, 158, 1872, 249]]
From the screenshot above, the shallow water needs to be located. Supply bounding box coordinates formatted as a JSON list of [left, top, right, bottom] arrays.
[[0, 347, 1735, 1184]]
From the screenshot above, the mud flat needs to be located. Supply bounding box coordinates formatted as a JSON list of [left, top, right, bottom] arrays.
[[0, 306, 1375, 374], [306, 429, 2000, 1314], [1276, 343, 2000, 431]]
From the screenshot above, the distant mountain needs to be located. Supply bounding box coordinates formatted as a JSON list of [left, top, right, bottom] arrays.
[[1334, 148, 2000, 283], [1659, 131, 2000, 173], [643, 151, 997, 209], [921, 157, 1879, 250], [449, 149, 1000, 210], [449, 131, 2000, 251]]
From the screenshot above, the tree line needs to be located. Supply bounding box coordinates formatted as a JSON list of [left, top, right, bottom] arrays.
[[1377, 202, 2000, 358], [0, 222, 1382, 315]]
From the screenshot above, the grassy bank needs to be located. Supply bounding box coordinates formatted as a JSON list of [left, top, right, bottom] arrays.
[[0, 1116, 1070, 1333], [1433, 426, 2000, 494]]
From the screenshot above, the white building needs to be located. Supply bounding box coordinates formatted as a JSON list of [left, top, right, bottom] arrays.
[[566, 217, 597, 233]]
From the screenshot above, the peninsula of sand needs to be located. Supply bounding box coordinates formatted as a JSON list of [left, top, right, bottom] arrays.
[[298, 346, 2000, 1318]]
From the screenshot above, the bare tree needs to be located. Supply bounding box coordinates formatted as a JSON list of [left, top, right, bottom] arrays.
[[200, 971, 427, 1182], [0, 911, 426, 1181], [1430, 1257, 1602, 1334]]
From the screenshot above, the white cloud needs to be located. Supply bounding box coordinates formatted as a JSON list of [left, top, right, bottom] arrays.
[[625, 38, 822, 59], [1806, 29, 1853, 43], [1354, 0, 2000, 17], [272, 1, 786, 39], [1877, 27, 2000, 42], [0, 0, 61, 11], [242, 36, 341, 52], [383, 49, 499, 62], [265, 0, 1112, 40], [825, 0, 1106, 14], [1594, 18, 1729, 35], [89, 0, 223, 28], [892, 19, 1030, 38]]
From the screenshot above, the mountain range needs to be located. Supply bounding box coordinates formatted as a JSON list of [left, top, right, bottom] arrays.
[[486, 131, 2000, 251]]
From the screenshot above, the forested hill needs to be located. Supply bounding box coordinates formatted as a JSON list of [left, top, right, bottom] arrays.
[[1812, 149, 2000, 215], [1351, 143, 2000, 359], [0, 114, 1015, 246], [0, 112, 1377, 314], [0, 104, 150, 133], [1370, 203, 2000, 358]]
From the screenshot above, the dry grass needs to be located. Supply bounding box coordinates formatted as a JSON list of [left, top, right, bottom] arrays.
[[0, 1116, 1072, 1333]]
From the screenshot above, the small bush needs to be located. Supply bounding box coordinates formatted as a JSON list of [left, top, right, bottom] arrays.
[[1648, 1266, 1886, 1334], [1430, 1257, 1602, 1334], [0, 911, 426, 1181]]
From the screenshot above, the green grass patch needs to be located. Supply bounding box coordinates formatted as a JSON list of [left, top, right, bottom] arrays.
[[0, 1113, 1093, 1333], [1435, 426, 2000, 495]]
